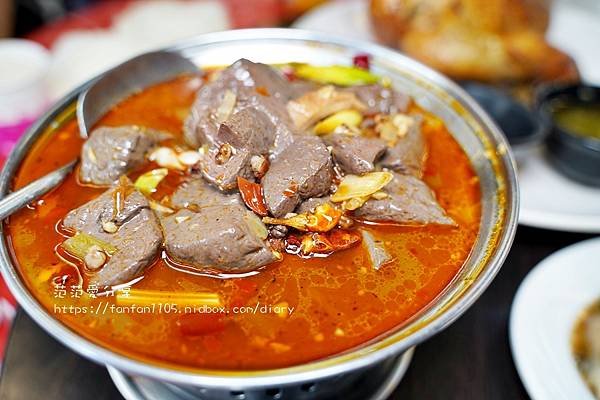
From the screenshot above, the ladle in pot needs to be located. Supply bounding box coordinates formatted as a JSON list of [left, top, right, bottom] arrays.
[[0, 50, 199, 220]]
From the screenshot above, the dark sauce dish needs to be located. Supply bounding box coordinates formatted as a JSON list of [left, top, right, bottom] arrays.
[[537, 84, 600, 187], [461, 81, 548, 149]]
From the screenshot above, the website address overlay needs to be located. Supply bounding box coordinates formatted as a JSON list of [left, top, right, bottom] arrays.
[[53, 302, 295, 317]]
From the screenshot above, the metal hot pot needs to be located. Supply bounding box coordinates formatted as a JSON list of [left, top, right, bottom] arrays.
[[0, 29, 518, 400]]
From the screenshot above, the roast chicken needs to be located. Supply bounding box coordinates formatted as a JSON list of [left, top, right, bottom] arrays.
[[370, 0, 579, 83]]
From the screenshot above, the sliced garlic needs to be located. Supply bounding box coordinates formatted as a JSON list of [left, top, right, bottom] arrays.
[[287, 85, 366, 130], [392, 114, 415, 138], [178, 150, 202, 166], [377, 120, 399, 146], [371, 191, 389, 200], [215, 143, 233, 165], [175, 216, 191, 224], [101, 221, 118, 234], [215, 90, 236, 123], [332, 123, 361, 136], [342, 196, 369, 211], [87, 147, 97, 163], [84, 245, 107, 270], [317, 85, 335, 99], [149, 200, 174, 215], [250, 155, 268, 178], [149, 147, 185, 170], [376, 113, 416, 146], [331, 172, 393, 203]]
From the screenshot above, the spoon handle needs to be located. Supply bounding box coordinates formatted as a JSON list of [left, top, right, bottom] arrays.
[[0, 160, 77, 221], [77, 50, 199, 138]]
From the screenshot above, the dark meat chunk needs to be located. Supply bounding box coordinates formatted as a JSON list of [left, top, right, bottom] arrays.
[[325, 134, 387, 175], [290, 80, 319, 98], [62, 180, 163, 287], [379, 115, 426, 177], [184, 59, 297, 157], [171, 176, 241, 209], [226, 59, 294, 101], [162, 207, 278, 273], [345, 84, 409, 115], [262, 136, 334, 217], [80, 125, 168, 186], [200, 108, 274, 191], [295, 196, 332, 214], [201, 147, 253, 191], [217, 108, 274, 150], [353, 173, 455, 225]]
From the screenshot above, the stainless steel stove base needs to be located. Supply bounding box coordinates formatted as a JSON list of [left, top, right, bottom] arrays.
[[108, 347, 414, 400]]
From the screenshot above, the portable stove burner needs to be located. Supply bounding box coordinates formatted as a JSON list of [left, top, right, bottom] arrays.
[[108, 347, 414, 400]]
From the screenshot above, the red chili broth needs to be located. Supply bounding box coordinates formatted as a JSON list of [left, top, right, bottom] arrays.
[[6, 75, 481, 370]]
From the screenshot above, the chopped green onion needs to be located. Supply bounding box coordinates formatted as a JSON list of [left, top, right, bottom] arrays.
[[134, 168, 169, 195], [294, 64, 380, 87], [62, 232, 117, 259], [314, 109, 363, 135]]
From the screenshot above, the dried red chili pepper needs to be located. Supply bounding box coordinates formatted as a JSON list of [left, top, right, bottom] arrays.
[[327, 229, 361, 250], [285, 235, 302, 255], [353, 54, 370, 70], [282, 67, 297, 81], [299, 229, 361, 256], [237, 176, 269, 217]]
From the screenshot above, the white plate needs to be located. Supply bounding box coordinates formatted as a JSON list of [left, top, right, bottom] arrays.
[[294, 0, 600, 233], [293, 0, 375, 41], [518, 146, 600, 233], [509, 237, 600, 400]]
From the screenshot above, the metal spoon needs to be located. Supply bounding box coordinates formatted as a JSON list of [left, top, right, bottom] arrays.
[[0, 160, 77, 221], [0, 50, 199, 220], [77, 50, 200, 138]]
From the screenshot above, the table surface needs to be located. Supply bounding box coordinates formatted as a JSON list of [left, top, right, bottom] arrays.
[[0, 226, 594, 400]]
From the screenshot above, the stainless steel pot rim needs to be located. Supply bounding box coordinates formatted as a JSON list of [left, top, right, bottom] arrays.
[[0, 28, 519, 389]]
